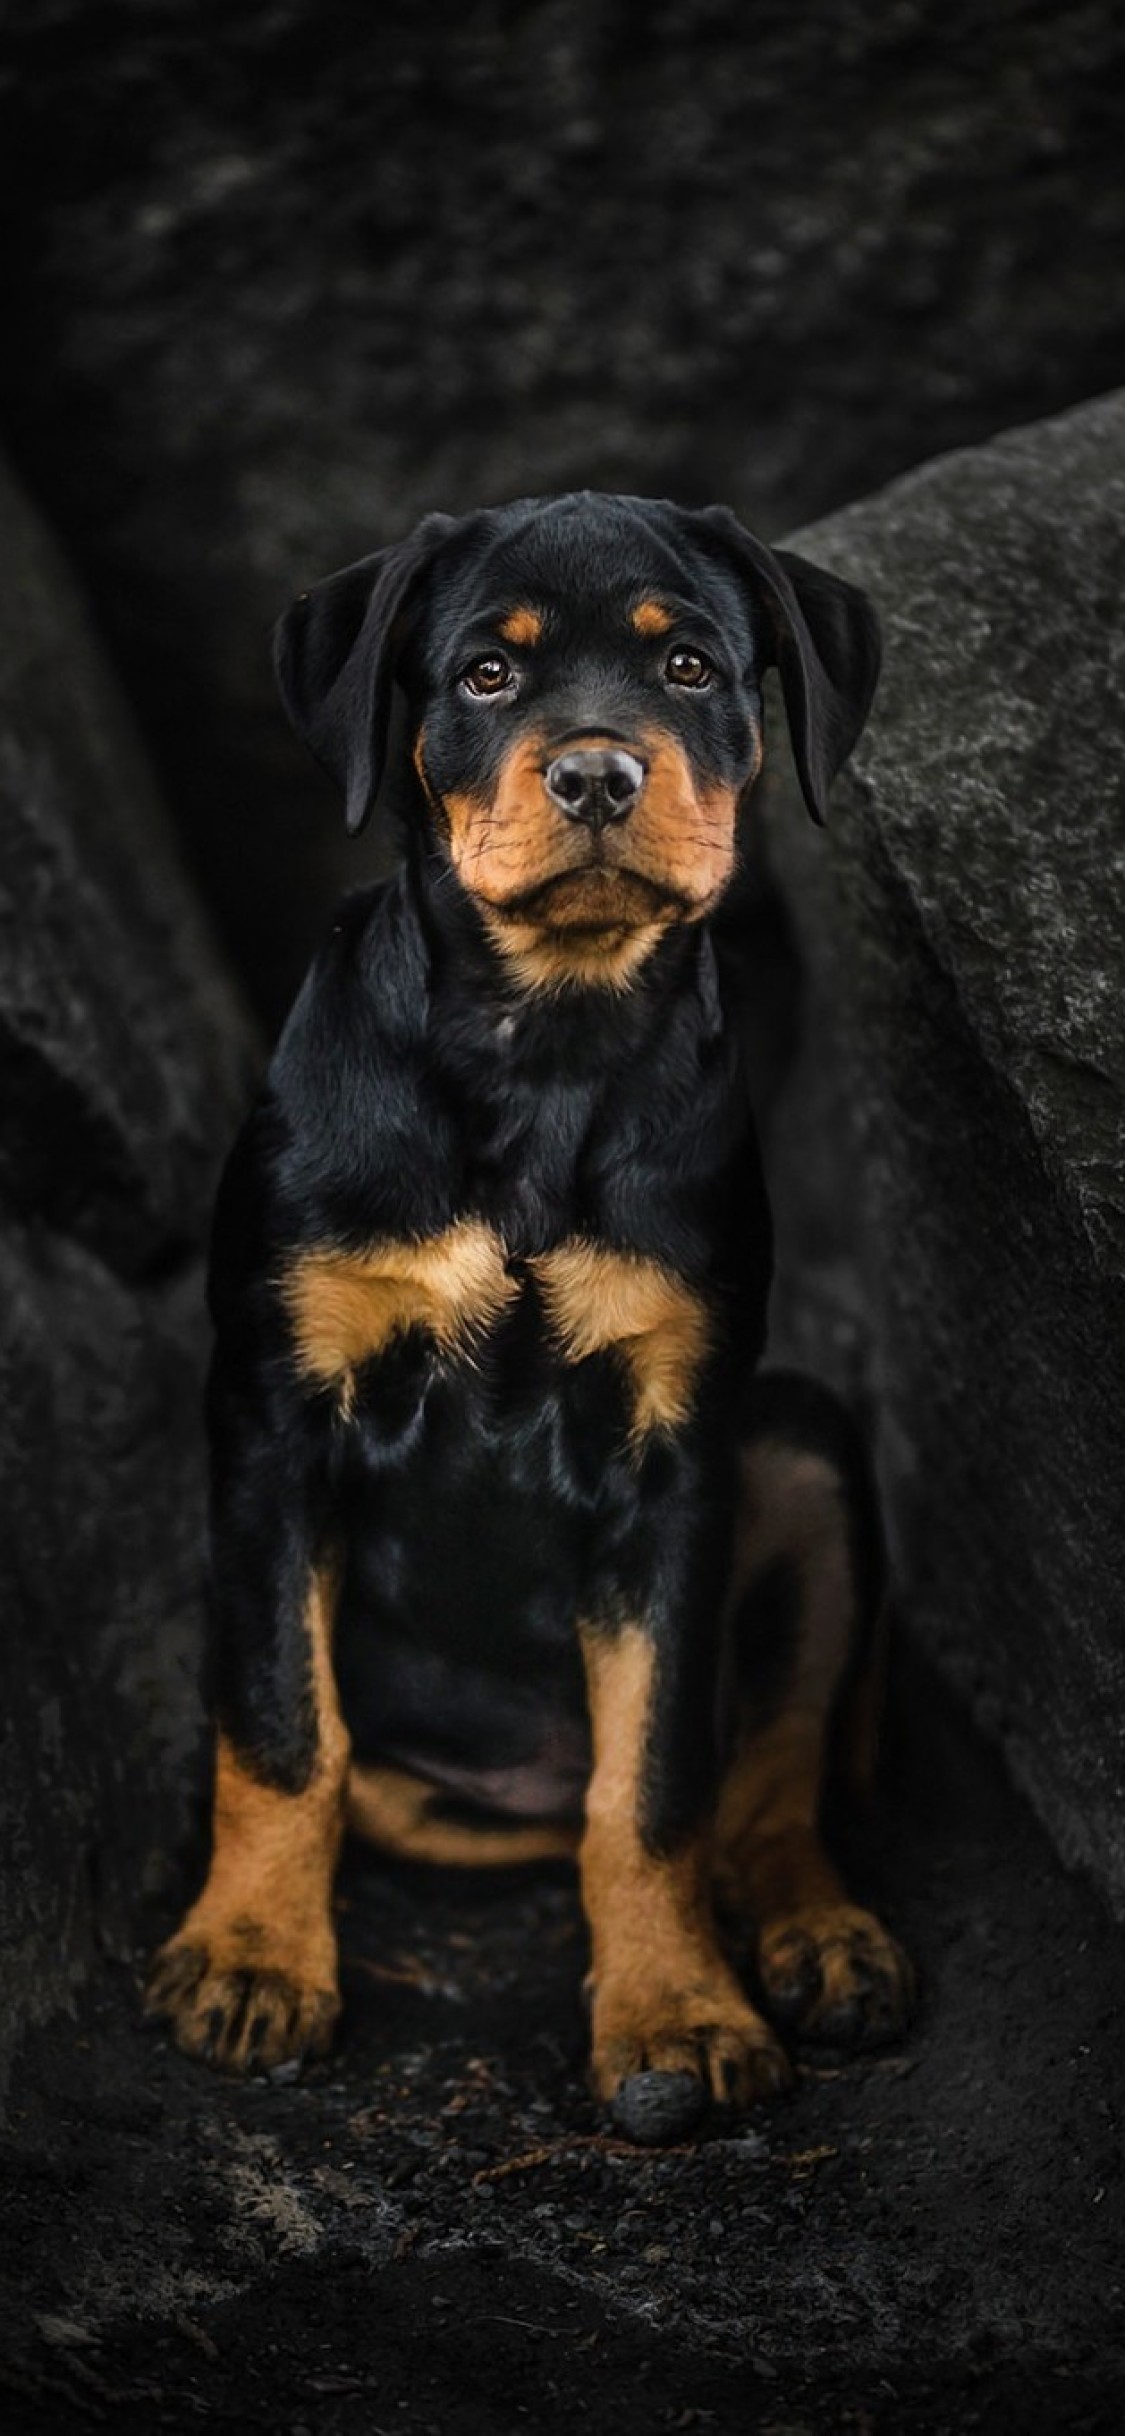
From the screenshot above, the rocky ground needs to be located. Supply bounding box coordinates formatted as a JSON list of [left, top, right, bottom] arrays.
[[3, 1640, 1123, 2435]]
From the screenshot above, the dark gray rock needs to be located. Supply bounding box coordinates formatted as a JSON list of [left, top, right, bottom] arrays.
[[0, 457, 254, 1273], [0, 451, 258, 2085], [2, 1, 1124, 1016], [762, 389, 1125, 1914], [609, 2069, 707, 2146]]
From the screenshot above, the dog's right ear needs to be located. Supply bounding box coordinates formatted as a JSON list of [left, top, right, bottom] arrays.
[[692, 506, 881, 826], [274, 513, 459, 834]]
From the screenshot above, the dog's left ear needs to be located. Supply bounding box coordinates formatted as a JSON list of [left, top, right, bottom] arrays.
[[697, 506, 881, 825], [274, 512, 460, 834]]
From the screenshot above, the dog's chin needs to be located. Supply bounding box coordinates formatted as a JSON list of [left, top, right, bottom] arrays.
[[488, 864, 685, 934]]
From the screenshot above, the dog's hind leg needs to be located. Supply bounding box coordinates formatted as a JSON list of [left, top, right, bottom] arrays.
[[713, 1375, 914, 2049], [347, 1762, 580, 1866]]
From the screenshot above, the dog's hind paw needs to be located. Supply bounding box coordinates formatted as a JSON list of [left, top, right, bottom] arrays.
[[758, 1903, 914, 2050]]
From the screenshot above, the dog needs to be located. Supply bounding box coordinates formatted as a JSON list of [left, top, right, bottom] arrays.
[[146, 491, 913, 2144]]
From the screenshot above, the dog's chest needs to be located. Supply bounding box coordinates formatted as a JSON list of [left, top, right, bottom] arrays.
[[283, 1216, 712, 1454]]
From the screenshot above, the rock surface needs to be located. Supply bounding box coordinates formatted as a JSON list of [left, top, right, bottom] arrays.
[[762, 388, 1125, 1914], [0, 450, 257, 2084], [1, 1, 1124, 1015]]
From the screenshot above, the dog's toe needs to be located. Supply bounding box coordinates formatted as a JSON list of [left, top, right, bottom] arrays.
[[592, 1974, 792, 2143], [759, 1904, 914, 2050], [145, 1932, 339, 2076]]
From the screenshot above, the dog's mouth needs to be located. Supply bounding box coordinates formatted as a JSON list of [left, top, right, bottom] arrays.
[[489, 863, 688, 933]]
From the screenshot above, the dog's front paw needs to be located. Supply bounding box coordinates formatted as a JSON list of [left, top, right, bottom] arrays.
[[590, 1974, 791, 2144], [758, 1903, 914, 2049], [145, 1926, 340, 2077]]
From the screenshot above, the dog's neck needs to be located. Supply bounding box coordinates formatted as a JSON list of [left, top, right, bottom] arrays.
[[268, 854, 756, 1272], [403, 841, 722, 1084]]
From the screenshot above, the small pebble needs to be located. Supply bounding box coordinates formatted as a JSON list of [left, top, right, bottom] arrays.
[[265, 2058, 302, 2088], [610, 2069, 705, 2146], [726, 2131, 767, 2160]]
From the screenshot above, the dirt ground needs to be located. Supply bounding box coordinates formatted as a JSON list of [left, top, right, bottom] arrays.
[[2, 1639, 1123, 2436]]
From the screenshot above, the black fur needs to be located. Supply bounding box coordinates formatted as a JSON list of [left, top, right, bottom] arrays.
[[208, 491, 880, 1851]]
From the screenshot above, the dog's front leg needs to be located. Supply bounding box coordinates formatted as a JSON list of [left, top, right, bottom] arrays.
[[146, 1366, 348, 2075], [579, 1464, 790, 2142]]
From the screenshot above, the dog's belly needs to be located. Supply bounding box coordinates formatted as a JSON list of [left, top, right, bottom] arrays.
[[333, 1355, 601, 1824], [356, 1728, 591, 1825]]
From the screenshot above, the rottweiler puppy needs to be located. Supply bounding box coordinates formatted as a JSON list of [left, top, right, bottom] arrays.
[[147, 492, 913, 2143]]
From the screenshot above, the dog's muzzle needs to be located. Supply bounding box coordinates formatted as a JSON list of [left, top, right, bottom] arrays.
[[544, 746, 646, 834]]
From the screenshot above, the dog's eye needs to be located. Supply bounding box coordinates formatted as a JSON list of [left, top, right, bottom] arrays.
[[460, 655, 515, 698], [665, 648, 713, 689]]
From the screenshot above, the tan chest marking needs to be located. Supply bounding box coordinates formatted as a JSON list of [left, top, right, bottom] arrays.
[[529, 1240, 710, 1441], [281, 1221, 517, 1408]]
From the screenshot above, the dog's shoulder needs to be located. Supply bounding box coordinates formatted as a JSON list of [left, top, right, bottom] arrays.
[[273, 876, 428, 1078], [209, 876, 448, 1308]]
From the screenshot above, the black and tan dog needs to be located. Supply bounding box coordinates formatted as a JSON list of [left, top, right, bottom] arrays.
[[146, 491, 913, 2142]]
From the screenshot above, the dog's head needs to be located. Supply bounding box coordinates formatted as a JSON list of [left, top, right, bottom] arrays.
[[276, 493, 879, 992]]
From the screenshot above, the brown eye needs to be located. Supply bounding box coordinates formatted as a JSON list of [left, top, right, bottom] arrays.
[[665, 647, 713, 688], [461, 654, 515, 697]]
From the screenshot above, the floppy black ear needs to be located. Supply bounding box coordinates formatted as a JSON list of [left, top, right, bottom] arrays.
[[698, 506, 881, 825], [273, 512, 459, 834]]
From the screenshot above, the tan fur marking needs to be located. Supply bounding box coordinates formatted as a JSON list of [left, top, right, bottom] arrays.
[[485, 911, 672, 996], [630, 599, 674, 636], [712, 1442, 913, 2038], [531, 1241, 710, 1441], [497, 606, 543, 647], [432, 723, 747, 995], [412, 729, 433, 803], [580, 1624, 787, 2105], [281, 1222, 517, 1408], [146, 1569, 349, 2072], [444, 734, 552, 901], [714, 1442, 855, 1918], [627, 735, 740, 914], [347, 1762, 578, 1867]]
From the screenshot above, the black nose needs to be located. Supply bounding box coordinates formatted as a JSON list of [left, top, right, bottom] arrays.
[[544, 746, 646, 831]]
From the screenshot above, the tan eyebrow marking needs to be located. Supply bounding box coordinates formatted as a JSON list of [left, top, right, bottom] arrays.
[[630, 599, 674, 637], [497, 606, 543, 647]]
